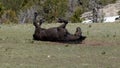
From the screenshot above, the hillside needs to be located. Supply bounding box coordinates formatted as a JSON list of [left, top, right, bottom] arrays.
[[100, 0, 120, 16], [0, 0, 119, 23], [82, 0, 120, 19]]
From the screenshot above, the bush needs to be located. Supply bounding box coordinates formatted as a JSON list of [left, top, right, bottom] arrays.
[[70, 7, 84, 23], [1, 10, 18, 24], [0, 2, 4, 18]]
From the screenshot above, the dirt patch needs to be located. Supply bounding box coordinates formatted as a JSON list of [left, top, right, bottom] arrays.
[[41, 38, 120, 46], [82, 39, 119, 46]]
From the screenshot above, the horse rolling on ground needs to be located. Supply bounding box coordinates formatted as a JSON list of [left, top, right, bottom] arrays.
[[33, 12, 86, 43]]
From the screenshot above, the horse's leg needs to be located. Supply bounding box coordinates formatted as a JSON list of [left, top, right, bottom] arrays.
[[74, 27, 86, 41], [39, 18, 45, 26], [33, 12, 45, 40], [58, 23, 68, 28], [33, 12, 39, 28], [57, 18, 68, 28], [64, 27, 82, 41], [74, 27, 82, 36]]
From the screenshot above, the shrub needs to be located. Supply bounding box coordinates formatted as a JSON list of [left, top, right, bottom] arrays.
[[70, 7, 84, 23], [0, 2, 4, 18], [1, 10, 18, 24]]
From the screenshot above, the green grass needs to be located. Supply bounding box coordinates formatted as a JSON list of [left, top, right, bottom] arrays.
[[0, 23, 120, 68]]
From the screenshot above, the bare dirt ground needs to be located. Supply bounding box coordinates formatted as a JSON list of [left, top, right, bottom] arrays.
[[83, 39, 120, 46]]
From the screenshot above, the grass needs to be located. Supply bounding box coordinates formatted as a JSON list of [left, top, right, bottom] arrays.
[[0, 23, 120, 68]]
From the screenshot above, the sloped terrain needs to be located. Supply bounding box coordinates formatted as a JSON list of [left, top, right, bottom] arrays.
[[102, 0, 120, 16], [82, 0, 120, 19]]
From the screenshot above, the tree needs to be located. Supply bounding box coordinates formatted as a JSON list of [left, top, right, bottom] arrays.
[[40, 0, 68, 23]]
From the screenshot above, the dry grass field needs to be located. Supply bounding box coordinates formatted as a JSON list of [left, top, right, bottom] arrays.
[[0, 23, 120, 68]]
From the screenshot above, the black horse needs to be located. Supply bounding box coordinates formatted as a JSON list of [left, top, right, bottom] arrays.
[[33, 12, 86, 43]]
